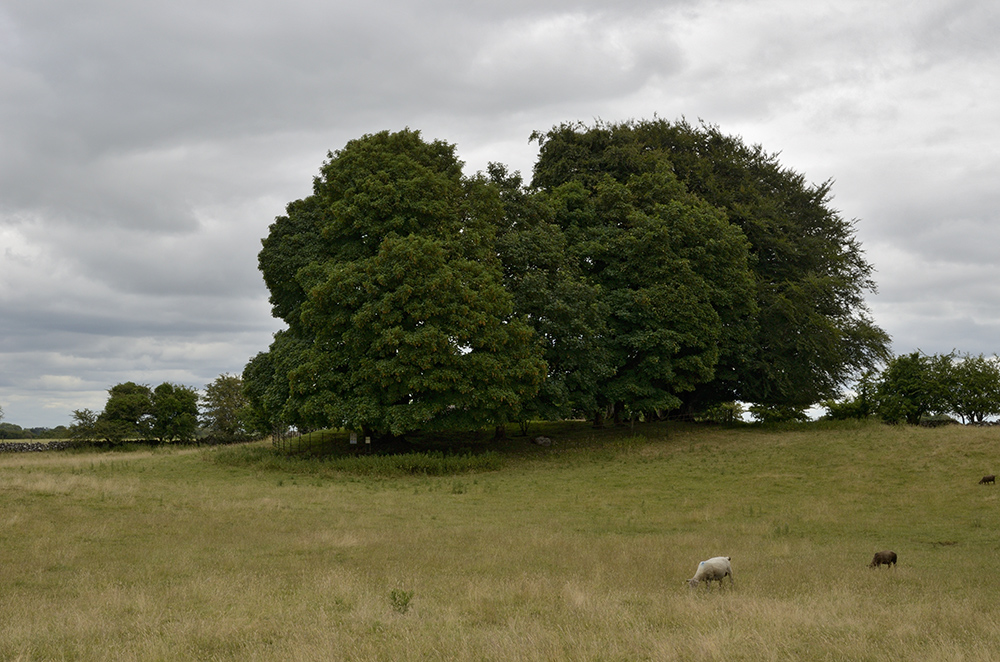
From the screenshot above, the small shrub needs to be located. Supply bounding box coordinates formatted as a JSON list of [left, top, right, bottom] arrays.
[[389, 588, 414, 614]]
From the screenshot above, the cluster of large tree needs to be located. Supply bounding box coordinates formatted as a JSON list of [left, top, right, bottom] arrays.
[[71, 382, 200, 443], [70, 374, 252, 444], [246, 121, 889, 439], [826, 352, 1000, 425]]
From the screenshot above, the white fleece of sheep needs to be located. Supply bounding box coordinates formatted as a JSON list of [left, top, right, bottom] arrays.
[[688, 556, 733, 586]]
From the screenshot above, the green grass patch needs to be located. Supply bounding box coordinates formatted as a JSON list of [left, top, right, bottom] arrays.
[[4, 419, 1000, 660]]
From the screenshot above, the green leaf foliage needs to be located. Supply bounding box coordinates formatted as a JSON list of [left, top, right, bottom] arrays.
[[0, 422, 33, 439], [248, 120, 890, 437], [151, 383, 199, 443], [97, 382, 154, 443], [258, 195, 330, 323], [820, 370, 879, 421], [528, 123, 758, 419], [875, 352, 949, 425], [253, 129, 547, 439], [937, 353, 1000, 424], [201, 374, 252, 441], [530, 119, 890, 411], [69, 382, 198, 444], [489, 164, 613, 421], [243, 330, 311, 436]]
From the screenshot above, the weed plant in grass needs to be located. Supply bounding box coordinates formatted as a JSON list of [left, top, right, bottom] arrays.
[[2, 420, 1000, 660]]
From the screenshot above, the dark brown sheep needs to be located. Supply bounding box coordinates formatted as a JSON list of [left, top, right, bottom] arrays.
[[979, 475, 995, 485], [869, 550, 897, 568]]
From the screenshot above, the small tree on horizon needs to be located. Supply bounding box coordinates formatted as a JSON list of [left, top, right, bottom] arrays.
[[69, 408, 98, 440], [202, 373, 252, 441], [939, 353, 1000, 424], [151, 383, 199, 443], [97, 382, 154, 443], [875, 352, 950, 425]]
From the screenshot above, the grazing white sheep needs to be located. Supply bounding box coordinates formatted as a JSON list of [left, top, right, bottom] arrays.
[[687, 556, 734, 590]]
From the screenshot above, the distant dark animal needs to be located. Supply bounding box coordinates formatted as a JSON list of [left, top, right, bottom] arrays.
[[979, 475, 995, 485], [869, 550, 897, 568]]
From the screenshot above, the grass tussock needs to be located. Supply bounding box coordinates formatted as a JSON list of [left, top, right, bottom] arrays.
[[4, 419, 1000, 660]]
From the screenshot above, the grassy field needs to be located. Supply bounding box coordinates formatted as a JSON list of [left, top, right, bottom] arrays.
[[2, 420, 1000, 661]]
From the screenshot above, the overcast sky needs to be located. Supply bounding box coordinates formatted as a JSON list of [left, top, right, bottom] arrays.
[[2, 0, 999, 427]]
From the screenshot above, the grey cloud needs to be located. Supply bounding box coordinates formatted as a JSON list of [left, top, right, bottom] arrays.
[[914, 1, 1000, 63], [3, 0, 1000, 425]]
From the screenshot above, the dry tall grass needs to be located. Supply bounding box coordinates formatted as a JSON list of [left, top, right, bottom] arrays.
[[2, 421, 1000, 660]]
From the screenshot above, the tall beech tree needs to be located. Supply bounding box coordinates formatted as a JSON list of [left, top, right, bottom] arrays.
[[489, 164, 613, 422], [252, 129, 546, 439], [530, 119, 890, 412], [495, 158, 755, 423]]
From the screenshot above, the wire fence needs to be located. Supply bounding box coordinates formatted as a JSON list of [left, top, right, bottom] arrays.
[[271, 431, 306, 455], [271, 429, 363, 455]]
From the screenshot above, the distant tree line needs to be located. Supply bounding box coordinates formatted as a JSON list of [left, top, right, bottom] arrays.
[[823, 351, 1000, 425], [0, 401, 72, 439], [69, 374, 252, 444], [243, 119, 890, 443], [0, 423, 72, 440]]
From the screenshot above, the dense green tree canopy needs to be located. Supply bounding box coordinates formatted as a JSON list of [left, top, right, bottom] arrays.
[[529, 119, 890, 411], [488, 164, 613, 422], [151, 383, 199, 443], [69, 382, 198, 443], [826, 351, 1000, 425], [495, 157, 756, 422], [202, 374, 252, 441], [875, 352, 949, 425], [253, 129, 547, 439], [942, 353, 1000, 424], [248, 120, 891, 436], [243, 330, 310, 436], [0, 422, 34, 439], [98, 381, 154, 443]]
